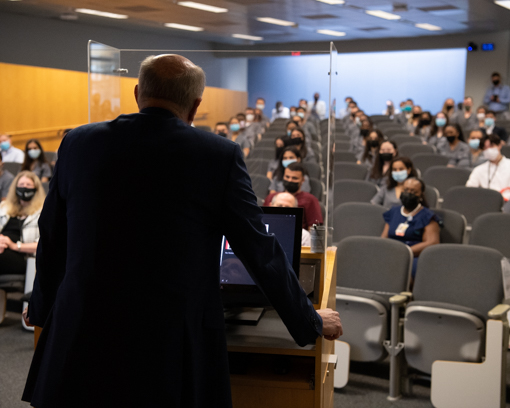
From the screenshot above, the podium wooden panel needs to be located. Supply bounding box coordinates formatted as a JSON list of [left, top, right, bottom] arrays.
[[227, 247, 337, 408]]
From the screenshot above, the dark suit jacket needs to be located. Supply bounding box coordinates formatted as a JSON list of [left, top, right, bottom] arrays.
[[22, 108, 322, 408]]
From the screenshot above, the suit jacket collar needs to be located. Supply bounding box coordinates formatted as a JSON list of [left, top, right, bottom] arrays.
[[140, 107, 178, 118]]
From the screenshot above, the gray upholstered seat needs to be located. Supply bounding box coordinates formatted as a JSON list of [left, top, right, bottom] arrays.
[[469, 213, 510, 258], [411, 153, 449, 175], [250, 174, 271, 201], [334, 162, 368, 180], [302, 162, 321, 180], [335, 141, 351, 152], [442, 186, 503, 225], [308, 177, 324, 202], [333, 180, 378, 206], [399, 143, 435, 158], [390, 135, 423, 146], [422, 166, 472, 198], [332, 202, 386, 244], [433, 208, 466, 244], [245, 158, 270, 176], [248, 148, 274, 160], [333, 152, 356, 163], [423, 185, 439, 208], [2, 162, 21, 175], [336, 237, 412, 362]]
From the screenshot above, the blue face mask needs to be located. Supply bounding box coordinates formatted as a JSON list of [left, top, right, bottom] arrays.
[[297, 112, 305, 118], [28, 149, 41, 159], [403, 105, 412, 112], [435, 117, 446, 127], [282, 159, 297, 168], [287, 130, 292, 136], [392, 170, 408, 183], [468, 139, 480, 149], [230, 123, 240, 132], [485, 117, 495, 128], [0, 141, 10, 151]]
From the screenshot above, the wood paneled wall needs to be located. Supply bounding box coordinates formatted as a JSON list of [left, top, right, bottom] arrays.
[[0, 62, 247, 152]]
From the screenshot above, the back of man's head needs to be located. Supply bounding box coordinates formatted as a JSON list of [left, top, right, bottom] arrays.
[[271, 192, 298, 208], [138, 54, 205, 114]]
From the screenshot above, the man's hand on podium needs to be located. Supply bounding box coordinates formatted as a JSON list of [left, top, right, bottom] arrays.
[[22, 307, 33, 327], [317, 308, 342, 340]]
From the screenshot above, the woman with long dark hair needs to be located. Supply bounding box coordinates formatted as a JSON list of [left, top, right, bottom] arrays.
[[21, 139, 52, 183], [367, 140, 398, 187], [269, 146, 311, 194], [437, 124, 470, 168]]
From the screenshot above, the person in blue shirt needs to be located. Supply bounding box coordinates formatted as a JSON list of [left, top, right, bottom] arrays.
[[483, 72, 510, 118], [381, 177, 441, 280]]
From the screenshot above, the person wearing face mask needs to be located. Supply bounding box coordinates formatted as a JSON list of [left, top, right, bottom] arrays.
[[406, 105, 423, 134], [437, 124, 470, 168], [214, 122, 229, 138], [263, 162, 323, 230], [255, 98, 271, 128], [483, 72, 510, 119], [271, 101, 290, 123], [441, 98, 456, 119], [427, 112, 449, 148], [244, 107, 264, 144], [355, 121, 377, 163], [0, 155, 14, 201], [371, 156, 418, 208], [295, 107, 318, 141], [228, 117, 252, 158], [412, 111, 433, 140], [0, 134, 24, 164], [268, 146, 311, 194], [466, 134, 510, 203], [367, 140, 399, 187], [0, 171, 45, 318], [381, 177, 441, 279], [289, 128, 316, 164], [21, 139, 52, 183], [342, 101, 358, 126], [338, 96, 353, 119], [476, 106, 487, 129], [482, 110, 508, 143], [395, 101, 411, 125], [307, 92, 326, 121], [266, 136, 289, 180], [358, 129, 385, 167], [450, 96, 478, 136], [466, 129, 488, 169]]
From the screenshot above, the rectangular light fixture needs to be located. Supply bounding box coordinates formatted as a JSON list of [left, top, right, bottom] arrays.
[[316, 0, 345, 4], [164, 23, 204, 31], [415, 23, 442, 31], [75, 8, 128, 19], [232, 33, 263, 41], [256, 17, 296, 27], [177, 2, 228, 13], [365, 10, 401, 20], [495, 1, 510, 9], [317, 29, 346, 36]]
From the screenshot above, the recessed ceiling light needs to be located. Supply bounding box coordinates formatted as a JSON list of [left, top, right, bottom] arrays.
[[316, 0, 345, 4], [495, 1, 510, 10], [177, 2, 228, 13], [415, 23, 442, 31], [164, 22, 204, 31], [365, 10, 401, 20], [75, 8, 128, 19], [256, 17, 296, 27], [232, 33, 263, 41], [317, 29, 346, 36]]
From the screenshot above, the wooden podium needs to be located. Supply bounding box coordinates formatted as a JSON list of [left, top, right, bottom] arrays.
[[225, 247, 337, 408]]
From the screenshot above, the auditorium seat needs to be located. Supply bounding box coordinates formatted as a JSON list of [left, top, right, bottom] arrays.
[[335, 141, 351, 151], [2, 162, 21, 175], [469, 213, 510, 258], [412, 153, 449, 174], [501, 145, 510, 159], [248, 148, 274, 160], [245, 159, 270, 177], [432, 208, 466, 244], [398, 143, 435, 158], [44, 151, 57, 163], [302, 162, 321, 180], [309, 177, 324, 203], [423, 185, 439, 209], [334, 162, 368, 180], [422, 166, 471, 198], [250, 174, 270, 201], [389, 135, 423, 146], [333, 152, 356, 163], [333, 180, 378, 206], [332, 203, 386, 244]]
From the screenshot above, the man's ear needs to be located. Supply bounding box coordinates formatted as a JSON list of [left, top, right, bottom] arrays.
[[187, 98, 202, 124]]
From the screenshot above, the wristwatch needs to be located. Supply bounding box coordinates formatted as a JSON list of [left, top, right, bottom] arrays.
[[16, 241, 22, 251]]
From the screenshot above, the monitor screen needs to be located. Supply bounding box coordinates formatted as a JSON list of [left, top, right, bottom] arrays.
[[220, 206, 303, 307]]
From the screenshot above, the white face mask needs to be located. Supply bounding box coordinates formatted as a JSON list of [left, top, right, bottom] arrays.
[[477, 113, 485, 121], [483, 147, 500, 161], [246, 114, 254, 122], [256, 104, 265, 110]]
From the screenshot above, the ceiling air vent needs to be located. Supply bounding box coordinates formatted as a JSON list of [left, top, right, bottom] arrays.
[[359, 26, 387, 31], [302, 14, 339, 20]]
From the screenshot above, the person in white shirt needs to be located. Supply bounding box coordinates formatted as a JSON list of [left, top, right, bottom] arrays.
[[270, 192, 311, 246], [307, 93, 327, 121], [271, 101, 290, 123], [466, 134, 510, 203], [0, 134, 24, 164]]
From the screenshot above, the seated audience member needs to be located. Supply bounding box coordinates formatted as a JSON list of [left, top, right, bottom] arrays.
[[412, 111, 433, 140], [367, 140, 399, 187], [214, 122, 229, 137], [21, 139, 52, 183], [466, 129, 488, 168], [483, 110, 509, 143], [451, 96, 478, 136], [271, 101, 290, 122], [442, 98, 456, 119], [270, 192, 311, 246], [0, 155, 14, 201], [381, 177, 441, 278], [395, 100, 411, 125], [371, 156, 418, 208], [289, 128, 316, 164], [383, 100, 396, 118], [358, 129, 384, 166], [338, 96, 353, 119], [267, 136, 289, 179], [308, 93, 327, 121], [298, 99, 309, 111], [427, 112, 448, 148], [476, 106, 487, 129], [289, 106, 297, 118], [228, 117, 251, 158], [285, 120, 299, 137], [292, 111, 316, 143], [342, 101, 358, 125], [244, 107, 263, 143], [466, 134, 510, 202], [352, 118, 373, 160], [269, 146, 311, 194], [0, 171, 46, 281], [0, 134, 24, 164], [406, 105, 422, 134], [437, 124, 470, 168], [264, 162, 323, 230], [255, 97, 271, 127]]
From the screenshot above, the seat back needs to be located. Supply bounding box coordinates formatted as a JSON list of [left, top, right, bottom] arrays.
[[44, 151, 57, 163], [3, 162, 21, 175], [411, 153, 449, 174], [334, 162, 368, 180], [248, 148, 274, 160], [333, 180, 379, 207], [335, 141, 351, 151], [333, 203, 386, 243], [245, 159, 270, 176], [333, 152, 356, 163], [501, 145, 510, 159], [390, 135, 423, 146], [433, 208, 466, 244], [302, 162, 321, 180], [442, 186, 503, 225], [309, 177, 324, 202], [250, 174, 271, 200], [398, 143, 435, 158], [422, 166, 472, 197], [469, 213, 510, 258], [423, 185, 439, 208]]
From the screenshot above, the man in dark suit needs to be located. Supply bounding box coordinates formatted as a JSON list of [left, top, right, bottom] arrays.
[[22, 55, 342, 408]]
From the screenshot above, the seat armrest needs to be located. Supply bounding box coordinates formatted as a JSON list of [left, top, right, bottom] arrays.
[[488, 304, 510, 321], [390, 294, 409, 305], [400, 291, 412, 299]]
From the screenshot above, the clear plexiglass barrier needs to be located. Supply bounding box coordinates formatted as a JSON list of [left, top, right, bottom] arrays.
[[87, 41, 338, 252]]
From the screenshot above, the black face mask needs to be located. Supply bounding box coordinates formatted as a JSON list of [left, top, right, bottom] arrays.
[[446, 136, 457, 144], [368, 139, 379, 148], [16, 187, 37, 202], [217, 132, 227, 138], [283, 180, 300, 194], [275, 146, 284, 159], [446, 105, 454, 110], [493, 79, 500, 86], [379, 153, 393, 162], [400, 192, 421, 211], [360, 129, 370, 137], [419, 119, 431, 126], [412, 113, 421, 119], [288, 137, 303, 147]]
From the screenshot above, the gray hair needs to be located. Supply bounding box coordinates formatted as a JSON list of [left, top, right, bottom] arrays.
[[138, 55, 206, 112], [271, 193, 298, 207]]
